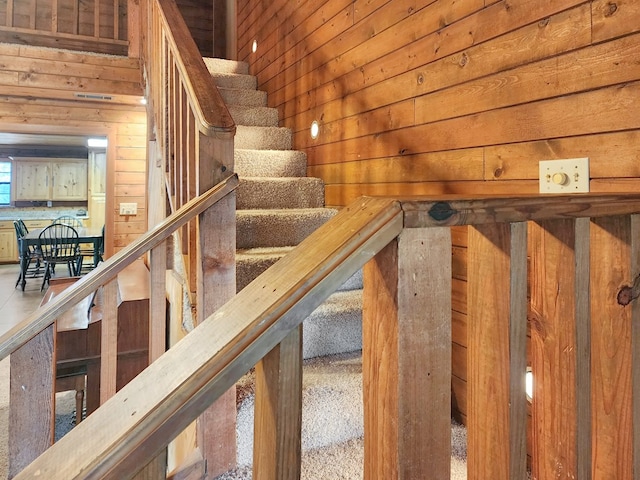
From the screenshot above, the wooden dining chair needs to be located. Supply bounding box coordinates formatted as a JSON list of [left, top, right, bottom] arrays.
[[38, 223, 82, 291], [13, 219, 43, 289], [52, 215, 84, 228]]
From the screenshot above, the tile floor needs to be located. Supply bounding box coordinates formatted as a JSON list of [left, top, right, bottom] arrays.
[[0, 263, 51, 335]]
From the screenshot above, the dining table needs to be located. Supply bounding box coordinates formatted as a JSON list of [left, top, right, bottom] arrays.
[[17, 225, 104, 291]]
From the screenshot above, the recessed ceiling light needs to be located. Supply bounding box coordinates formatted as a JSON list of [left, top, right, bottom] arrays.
[[252, 40, 258, 53]]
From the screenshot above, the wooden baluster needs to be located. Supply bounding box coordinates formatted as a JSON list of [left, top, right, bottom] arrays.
[[113, 0, 118, 40], [51, 0, 58, 33], [467, 222, 527, 480], [254, 326, 303, 480], [363, 227, 452, 479], [528, 219, 591, 479], [590, 216, 634, 479], [149, 242, 167, 362], [100, 278, 119, 404], [632, 215, 640, 479], [94, 0, 100, 37], [6, 0, 13, 27]]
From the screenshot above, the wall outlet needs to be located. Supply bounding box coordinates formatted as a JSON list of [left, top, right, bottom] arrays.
[[119, 202, 138, 215], [539, 158, 589, 193]]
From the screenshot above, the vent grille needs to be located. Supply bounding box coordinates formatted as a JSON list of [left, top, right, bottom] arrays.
[[74, 93, 113, 101]]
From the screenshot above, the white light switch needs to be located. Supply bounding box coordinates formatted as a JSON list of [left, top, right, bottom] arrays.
[[119, 202, 138, 215], [539, 158, 589, 193]]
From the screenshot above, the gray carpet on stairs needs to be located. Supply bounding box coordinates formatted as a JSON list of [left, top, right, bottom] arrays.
[[214, 352, 469, 480]]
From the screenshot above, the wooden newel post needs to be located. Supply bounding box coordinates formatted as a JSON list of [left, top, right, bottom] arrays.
[[196, 133, 237, 477], [363, 227, 452, 480]]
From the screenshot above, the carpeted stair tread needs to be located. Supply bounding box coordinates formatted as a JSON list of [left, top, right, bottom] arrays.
[[203, 57, 249, 75], [217, 86, 267, 107], [234, 352, 364, 468], [303, 289, 362, 359], [235, 149, 307, 178], [210, 72, 257, 90], [228, 104, 279, 127], [237, 247, 362, 293], [236, 208, 337, 249], [237, 177, 325, 210], [235, 125, 292, 150]]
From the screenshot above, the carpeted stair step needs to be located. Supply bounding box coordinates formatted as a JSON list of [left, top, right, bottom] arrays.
[[210, 72, 257, 90], [236, 246, 363, 293], [233, 352, 365, 469], [235, 125, 292, 150], [303, 289, 363, 359], [235, 149, 307, 178], [203, 57, 249, 75], [217, 86, 268, 108], [236, 208, 337, 249], [237, 177, 325, 210], [228, 104, 279, 127]]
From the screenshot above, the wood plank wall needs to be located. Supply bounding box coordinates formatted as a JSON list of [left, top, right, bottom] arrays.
[[0, 43, 146, 254], [237, 0, 640, 423]]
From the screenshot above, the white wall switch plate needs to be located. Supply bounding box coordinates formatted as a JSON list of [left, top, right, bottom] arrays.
[[119, 202, 138, 215], [539, 157, 589, 193]]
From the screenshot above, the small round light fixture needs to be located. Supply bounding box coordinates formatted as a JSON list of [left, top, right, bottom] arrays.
[[310, 120, 320, 139], [252, 40, 258, 53]]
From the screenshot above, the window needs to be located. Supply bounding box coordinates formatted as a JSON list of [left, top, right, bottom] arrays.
[[0, 159, 10, 205]]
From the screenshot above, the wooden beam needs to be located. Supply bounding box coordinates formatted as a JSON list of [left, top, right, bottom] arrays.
[[253, 326, 303, 480], [467, 222, 527, 479], [529, 219, 589, 478], [590, 216, 633, 479], [9, 325, 55, 477], [363, 227, 452, 479]]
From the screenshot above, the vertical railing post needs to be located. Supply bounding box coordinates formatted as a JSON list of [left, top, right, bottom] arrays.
[[467, 222, 528, 480], [590, 216, 634, 479], [253, 326, 303, 480], [528, 219, 591, 478], [195, 132, 236, 476], [9, 325, 55, 478], [363, 227, 452, 479]]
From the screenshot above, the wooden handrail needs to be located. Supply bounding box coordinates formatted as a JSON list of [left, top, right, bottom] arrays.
[[152, 0, 234, 136], [0, 174, 238, 361], [14, 196, 403, 479]]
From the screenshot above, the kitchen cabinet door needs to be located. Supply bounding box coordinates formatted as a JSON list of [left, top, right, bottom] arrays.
[[14, 161, 51, 201], [0, 223, 16, 263], [52, 160, 88, 200]]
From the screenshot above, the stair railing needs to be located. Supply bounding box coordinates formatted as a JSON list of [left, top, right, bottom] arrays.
[[141, 0, 237, 474], [0, 174, 238, 478], [11, 192, 640, 479]]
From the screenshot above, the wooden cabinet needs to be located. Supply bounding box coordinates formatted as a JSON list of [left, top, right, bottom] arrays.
[[0, 220, 16, 263], [87, 151, 106, 228], [13, 158, 88, 201]]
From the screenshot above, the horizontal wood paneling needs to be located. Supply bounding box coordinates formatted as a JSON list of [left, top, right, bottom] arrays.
[[239, 0, 640, 430], [0, 44, 146, 255]]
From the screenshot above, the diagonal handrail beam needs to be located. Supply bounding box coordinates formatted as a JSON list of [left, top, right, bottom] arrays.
[[0, 173, 239, 361]]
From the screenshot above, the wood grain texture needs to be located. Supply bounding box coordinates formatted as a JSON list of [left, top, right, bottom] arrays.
[[254, 326, 303, 480], [528, 220, 580, 479], [9, 325, 55, 477], [363, 227, 452, 480], [589, 216, 633, 480], [467, 222, 527, 480]]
